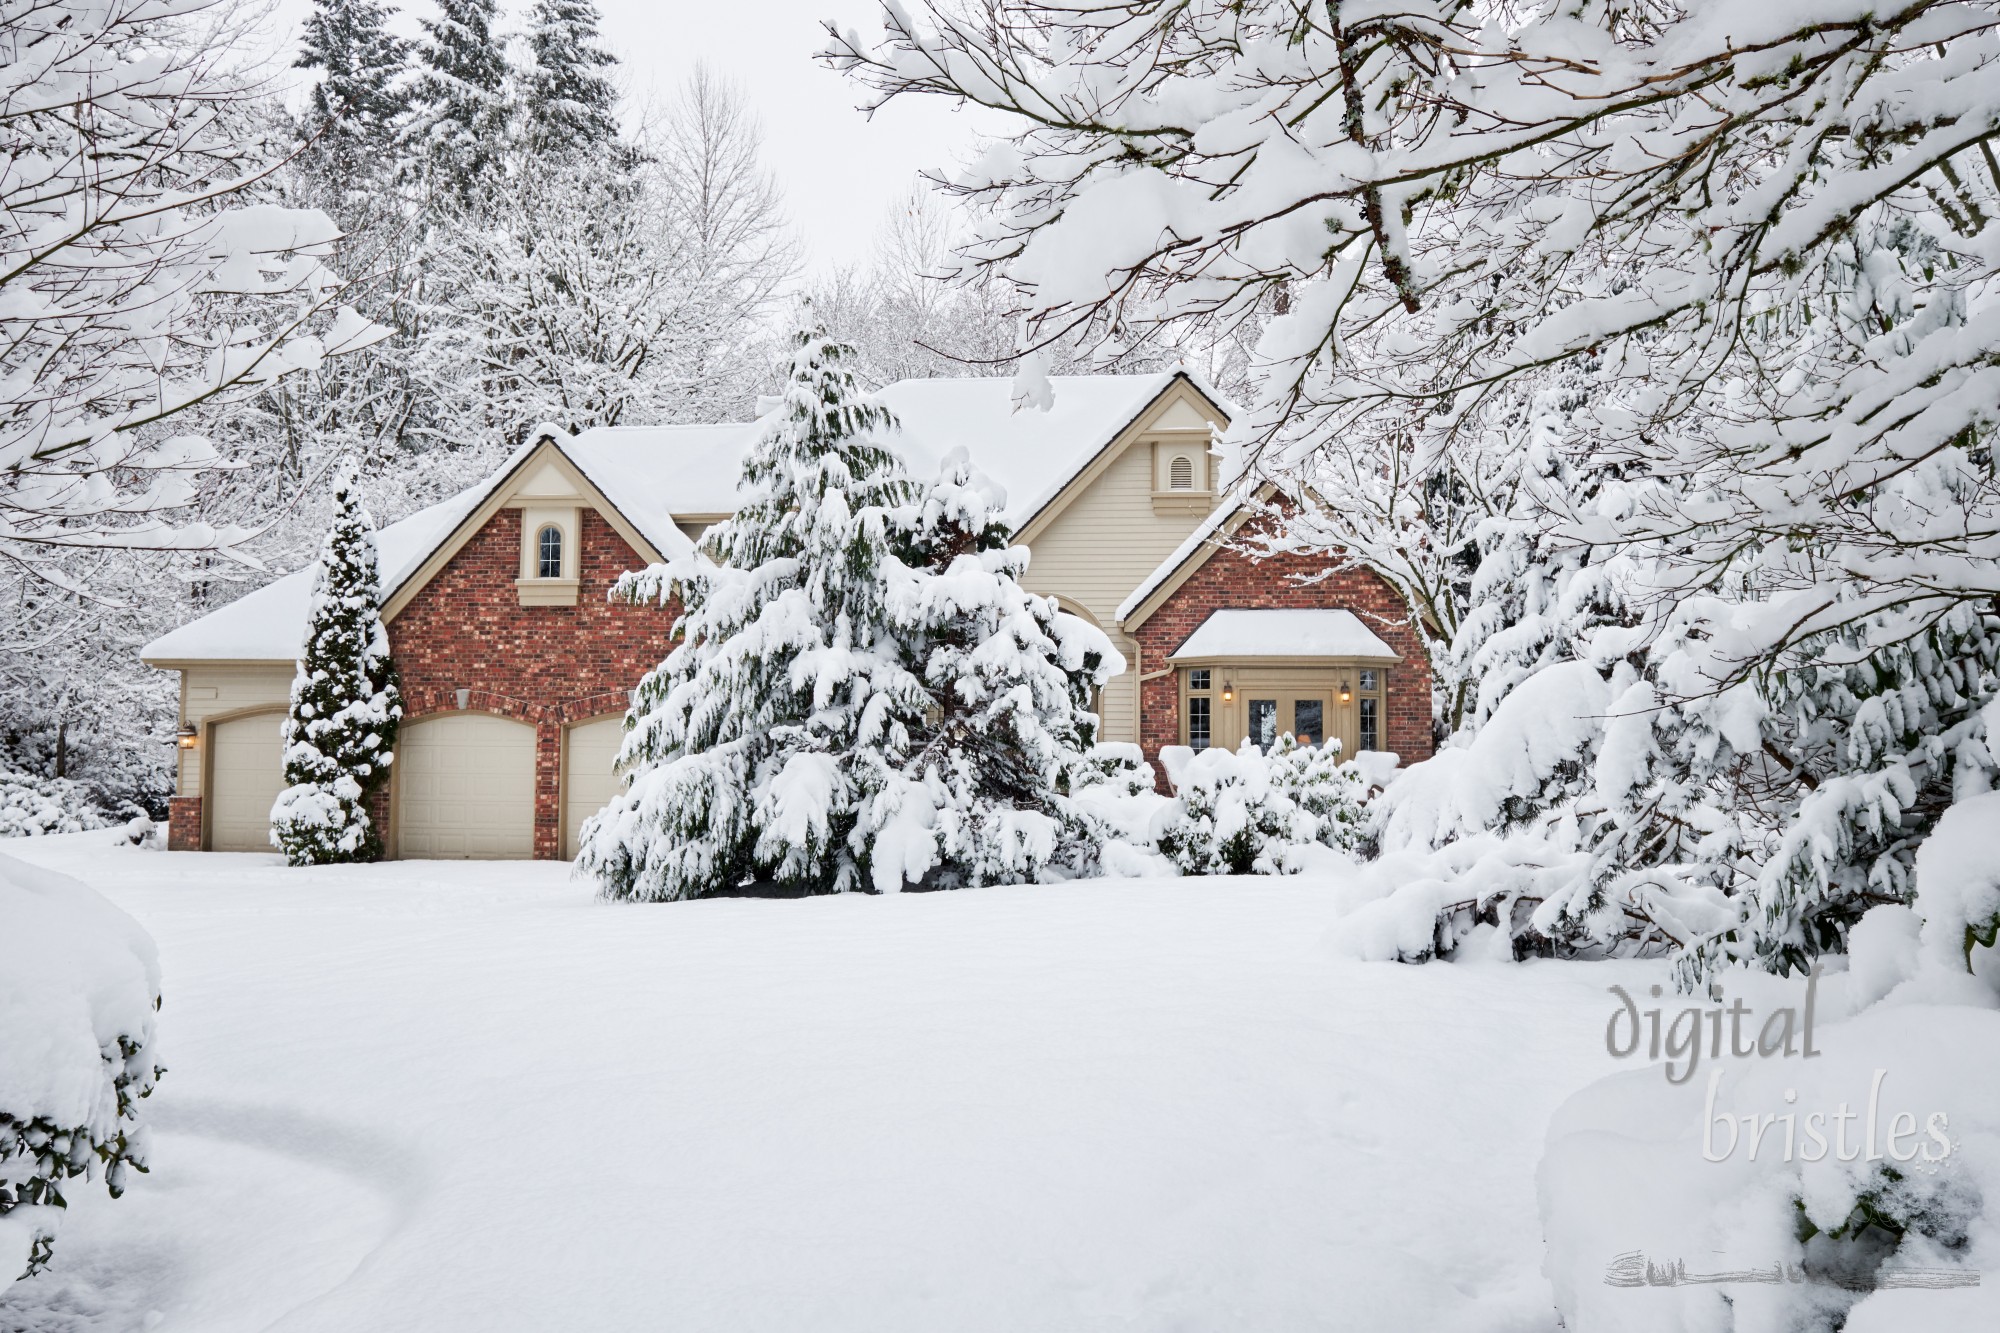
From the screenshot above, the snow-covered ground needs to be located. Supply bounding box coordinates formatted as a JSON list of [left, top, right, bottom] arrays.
[[3, 833, 1645, 1333]]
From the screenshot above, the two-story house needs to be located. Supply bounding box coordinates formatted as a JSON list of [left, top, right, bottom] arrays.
[[142, 373, 1432, 858]]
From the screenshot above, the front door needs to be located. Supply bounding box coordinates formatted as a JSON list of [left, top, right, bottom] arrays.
[[1237, 690, 1335, 753]]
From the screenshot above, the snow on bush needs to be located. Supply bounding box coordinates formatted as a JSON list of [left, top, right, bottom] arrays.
[[0, 774, 122, 840], [1911, 790, 2000, 985], [1537, 797, 2000, 1331], [1539, 1003, 1999, 1333], [0, 855, 164, 1281], [1155, 737, 1365, 876]]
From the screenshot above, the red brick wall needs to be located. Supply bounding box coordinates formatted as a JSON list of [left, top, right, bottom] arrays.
[[168, 796, 202, 851], [1132, 524, 1434, 786], [387, 508, 677, 858]]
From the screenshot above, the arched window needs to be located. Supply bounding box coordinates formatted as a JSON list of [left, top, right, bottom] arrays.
[[536, 524, 563, 579], [1168, 454, 1194, 490]]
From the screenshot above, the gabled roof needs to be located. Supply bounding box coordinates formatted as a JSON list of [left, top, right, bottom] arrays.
[[141, 487, 492, 664], [880, 372, 1223, 530], [142, 371, 1233, 667], [141, 431, 701, 665]]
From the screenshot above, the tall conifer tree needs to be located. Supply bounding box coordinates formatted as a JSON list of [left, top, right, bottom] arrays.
[[296, 0, 409, 182], [271, 469, 402, 865], [402, 0, 509, 204], [578, 321, 1121, 901], [522, 0, 621, 158], [577, 324, 919, 901]]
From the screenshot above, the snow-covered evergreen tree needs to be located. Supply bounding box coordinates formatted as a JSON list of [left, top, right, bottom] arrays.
[[865, 449, 1119, 889], [577, 323, 921, 901], [520, 0, 620, 158], [270, 470, 402, 866], [295, 0, 408, 179], [402, 0, 508, 205], [577, 321, 1119, 901]]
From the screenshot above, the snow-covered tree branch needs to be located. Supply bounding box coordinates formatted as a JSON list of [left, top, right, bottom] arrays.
[[0, 0, 387, 582]]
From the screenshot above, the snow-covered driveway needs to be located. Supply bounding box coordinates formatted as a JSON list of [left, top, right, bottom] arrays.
[[4, 836, 1639, 1333]]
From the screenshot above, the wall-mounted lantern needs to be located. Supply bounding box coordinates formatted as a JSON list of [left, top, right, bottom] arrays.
[[175, 723, 199, 750], [1339, 682, 1352, 702], [455, 688, 472, 710], [1221, 681, 1235, 702]]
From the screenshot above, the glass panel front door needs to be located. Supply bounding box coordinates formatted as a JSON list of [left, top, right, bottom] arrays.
[[1293, 698, 1325, 748], [1248, 699, 1278, 752]]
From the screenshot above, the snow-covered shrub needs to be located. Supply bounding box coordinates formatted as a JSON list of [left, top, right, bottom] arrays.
[[1, 855, 164, 1281], [578, 323, 1119, 901], [1066, 742, 1156, 801], [271, 469, 402, 866], [1156, 737, 1366, 876], [0, 773, 121, 840], [1538, 1001, 1999, 1333], [1538, 798, 2000, 1332], [1157, 743, 1309, 875], [1912, 789, 2000, 983], [1266, 736, 1367, 855]]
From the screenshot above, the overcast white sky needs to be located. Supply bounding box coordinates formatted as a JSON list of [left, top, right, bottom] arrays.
[[267, 0, 986, 274]]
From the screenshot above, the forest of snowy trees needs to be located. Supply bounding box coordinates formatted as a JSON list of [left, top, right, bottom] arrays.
[[0, 0, 1077, 828]]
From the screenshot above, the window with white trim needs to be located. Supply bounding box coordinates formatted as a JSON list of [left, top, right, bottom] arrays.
[[536, 524, 563, 579], [1185, 668, 1213, 751]]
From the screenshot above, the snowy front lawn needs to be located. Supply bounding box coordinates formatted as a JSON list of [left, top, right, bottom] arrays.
[[2, 835, 1640, 1333]]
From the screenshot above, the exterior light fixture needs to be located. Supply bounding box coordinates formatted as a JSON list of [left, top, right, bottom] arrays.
[[1339, 682, 1352, 702], [455, 687, 472, 710], [1222, 681, 1234, 701], [175, 723, 198, 750]]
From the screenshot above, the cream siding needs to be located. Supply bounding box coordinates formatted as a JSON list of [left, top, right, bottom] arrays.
[[1020, 439, 1216, 743], [174, 664, 294, 798]]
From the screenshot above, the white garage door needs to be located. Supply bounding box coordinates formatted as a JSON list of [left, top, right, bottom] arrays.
[[397, 714, 536, 859], [208, 711, 287, 852], [563, 715, 627, 859]]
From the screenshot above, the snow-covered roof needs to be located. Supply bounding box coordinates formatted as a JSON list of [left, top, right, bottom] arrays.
[[143, 373, 1226, 665], [565, 371, 1225, 530], [560, 422, 758, 518], [1167, 609, 1400, 662], [877, 372, 1216, 529], [141, 485, 495, 663]]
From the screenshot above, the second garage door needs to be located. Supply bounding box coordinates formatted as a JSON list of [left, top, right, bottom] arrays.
[[397, 714, 536, 859], [207, 710, 287, 852], [562, 715, 626, 859]]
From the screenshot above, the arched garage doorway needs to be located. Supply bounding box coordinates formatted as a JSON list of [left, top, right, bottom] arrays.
[[206, 709, 286, 852], [561, 714, 627, 860], [396, 713, 536, 859]]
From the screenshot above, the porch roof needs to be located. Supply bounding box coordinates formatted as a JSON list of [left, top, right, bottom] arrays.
[[1167, 609, 1400, 664]]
